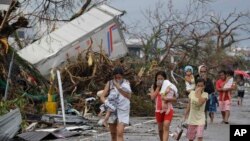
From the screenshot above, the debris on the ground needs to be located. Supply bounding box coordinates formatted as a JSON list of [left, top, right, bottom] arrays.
[[18, 131, 57, 141], [36, 125, 92, 132], [83, 97, 97, 117], [25, 122, 38, 132], [146, 129, 155, 133], [45, 70, 57, 114], [97, 119, 105, 127], [41, 114, 88, 125], [65, 103, 81, 116], [0, 108, 22, 140], [18, 128, 81, 141]]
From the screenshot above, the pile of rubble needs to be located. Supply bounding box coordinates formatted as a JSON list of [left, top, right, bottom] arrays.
[[0, 48, 160, 140]]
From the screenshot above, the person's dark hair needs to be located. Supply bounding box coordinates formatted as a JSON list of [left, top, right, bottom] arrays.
[[113, 67, 124, 75], [226, 69, 234, 77], [196, 78, 206, 85], [219, 70, 226, 75], [237, 74, 244, 80], [153, 71, 167, 90]]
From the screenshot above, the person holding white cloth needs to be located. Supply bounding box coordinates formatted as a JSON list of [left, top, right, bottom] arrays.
[[100, 67, 132, 141]]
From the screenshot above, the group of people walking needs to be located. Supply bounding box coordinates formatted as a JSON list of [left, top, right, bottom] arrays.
[[97, 65, 246, 141], [183, 65, 246, 141]]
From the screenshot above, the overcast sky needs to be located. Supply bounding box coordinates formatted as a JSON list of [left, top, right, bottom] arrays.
[[109, 0, 249, 24], [109, 0, 250, 47]]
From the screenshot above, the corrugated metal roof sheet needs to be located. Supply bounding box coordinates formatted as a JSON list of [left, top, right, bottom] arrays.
[[0, 108, 22, 140], [41, 114, 88, 125], [18, 129, 81, 141], [17, 131, 56, 141]]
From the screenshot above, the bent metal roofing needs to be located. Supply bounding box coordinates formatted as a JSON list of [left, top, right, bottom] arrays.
[[18, 4, 124, 65], [17, 4, 126, 76]]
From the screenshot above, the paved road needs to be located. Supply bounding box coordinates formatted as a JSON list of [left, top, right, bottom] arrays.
[[57, 88, 250, 141]]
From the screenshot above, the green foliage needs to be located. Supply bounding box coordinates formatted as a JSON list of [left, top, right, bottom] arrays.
[[0, 95, 26, 116], [0, 95, 31, 131], [130, 95, 154, 116]]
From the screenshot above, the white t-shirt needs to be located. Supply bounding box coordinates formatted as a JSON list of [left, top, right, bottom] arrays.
[[117, 79, 132, 111]]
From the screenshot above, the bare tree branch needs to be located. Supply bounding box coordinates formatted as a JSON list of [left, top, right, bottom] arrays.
[[70, 0, 92, 21]]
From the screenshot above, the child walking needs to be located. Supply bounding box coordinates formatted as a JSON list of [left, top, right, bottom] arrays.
[[184, 78, 208, 141], [236, 74, 245, 106], [208, 92, 219, 123]]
